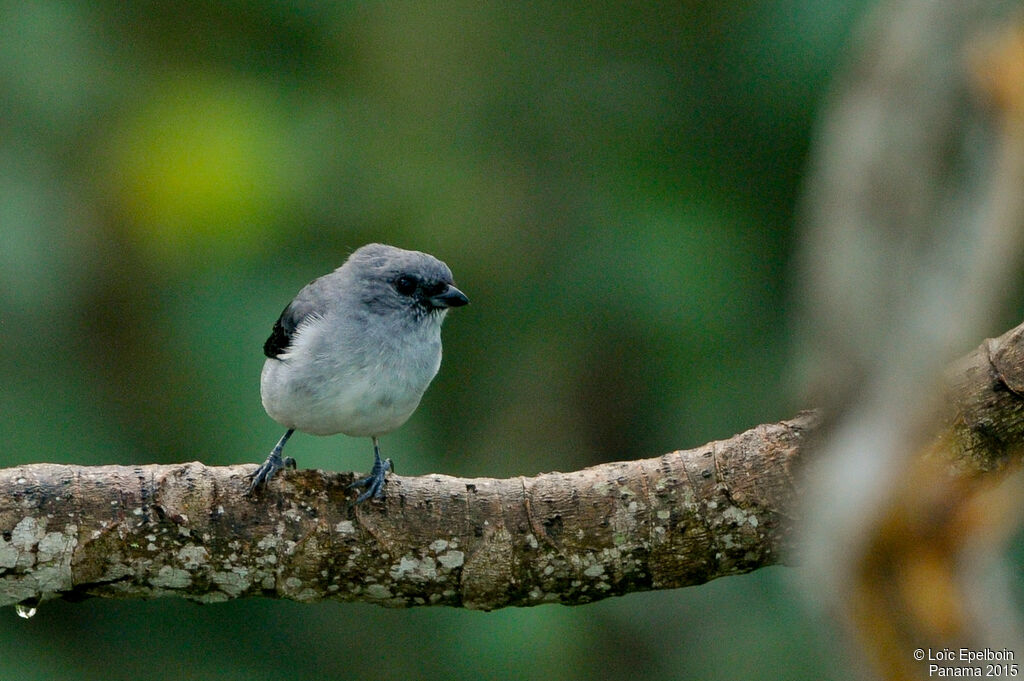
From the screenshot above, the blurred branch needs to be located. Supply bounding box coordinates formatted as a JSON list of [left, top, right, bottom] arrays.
[[3, 318, 1024, 611], [794, 2, 1024, 678]]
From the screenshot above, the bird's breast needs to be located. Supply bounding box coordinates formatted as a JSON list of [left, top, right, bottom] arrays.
[[260, 316, 443, 437]]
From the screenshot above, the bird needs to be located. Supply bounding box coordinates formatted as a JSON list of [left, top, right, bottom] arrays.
[[247, 243, 469, 502]]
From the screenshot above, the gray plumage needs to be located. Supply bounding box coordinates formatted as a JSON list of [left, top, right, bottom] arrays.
[[248, 243, 468, 500]]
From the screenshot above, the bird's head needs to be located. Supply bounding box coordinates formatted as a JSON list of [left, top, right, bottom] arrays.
[[348, 243, 469, 322]]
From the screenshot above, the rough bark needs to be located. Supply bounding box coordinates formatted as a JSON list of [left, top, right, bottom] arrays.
[[2, 319, 1024, 611], [0, 412, 812, 610], [944, 321, 1024, 472]]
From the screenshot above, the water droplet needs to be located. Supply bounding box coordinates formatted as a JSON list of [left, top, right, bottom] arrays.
[[14, 596, 40, 619]]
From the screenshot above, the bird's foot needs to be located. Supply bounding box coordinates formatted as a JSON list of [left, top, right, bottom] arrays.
[[349, 456, 393, 504], [246, 451, 296, 495]]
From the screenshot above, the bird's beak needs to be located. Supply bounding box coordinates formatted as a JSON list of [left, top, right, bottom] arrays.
[[428, 284, 469, 309]]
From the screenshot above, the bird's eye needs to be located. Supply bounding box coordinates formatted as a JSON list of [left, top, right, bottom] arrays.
[[393, 275, 417, 296]]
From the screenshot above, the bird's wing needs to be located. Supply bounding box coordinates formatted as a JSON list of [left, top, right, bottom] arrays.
[[263, 277, 332, 359]]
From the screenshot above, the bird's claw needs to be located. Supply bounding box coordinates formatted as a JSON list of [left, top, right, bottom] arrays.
[[350, 457, 392, 504], [247, 452, 296, 495]]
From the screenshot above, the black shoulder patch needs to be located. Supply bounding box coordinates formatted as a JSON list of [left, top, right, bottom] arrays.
[[263, 304, 299, 358], [263, 278, 327, 358]]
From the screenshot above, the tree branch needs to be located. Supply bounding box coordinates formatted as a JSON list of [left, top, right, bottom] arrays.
[[2, 319, 1024, 611], [0, 412, 811, 610]]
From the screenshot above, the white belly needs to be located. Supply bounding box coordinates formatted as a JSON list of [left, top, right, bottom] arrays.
[[259, 316, 443, 437]]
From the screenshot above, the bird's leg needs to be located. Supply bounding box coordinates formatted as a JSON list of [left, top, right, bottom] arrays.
[[247, 429, 297, 495], [350, 436, 393, 504]]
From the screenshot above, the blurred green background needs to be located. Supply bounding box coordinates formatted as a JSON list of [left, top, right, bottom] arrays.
[[1, 1, 871, 679]]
